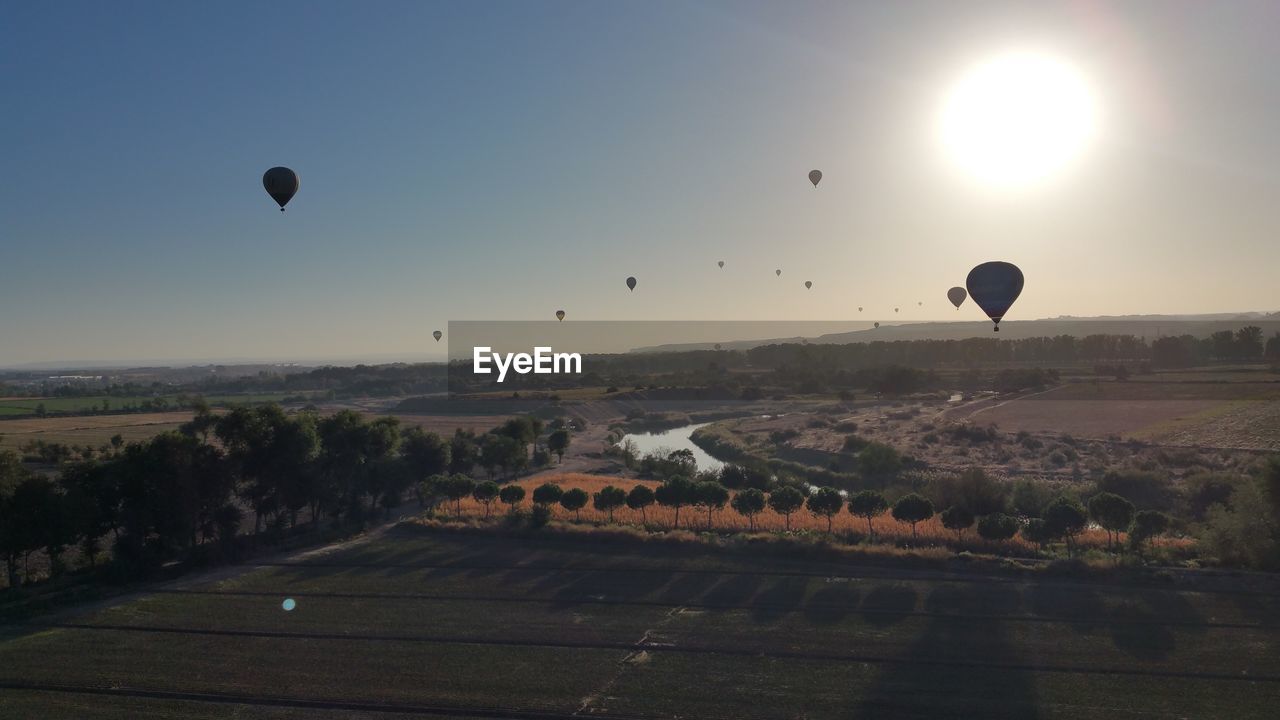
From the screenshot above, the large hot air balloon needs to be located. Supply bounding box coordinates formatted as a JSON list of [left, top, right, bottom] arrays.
[[262, 167, 298, 211], [776, 269, 782, 277], [626, 276, 637, 292], [966, 261, 1024, 332], [808, 170, 822, 187], [432, 330, 442, 342], [805, 281, 812, 289], [555, 310, 565, 322], [947, 286, 967, 309], [718, 260, 725, 269]]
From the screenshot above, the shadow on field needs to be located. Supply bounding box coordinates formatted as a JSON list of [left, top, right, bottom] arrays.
[[859, 584, 917, 627], [855, 585, 1038, 719], [701, 573, 766, 609], [803, 582, 859, 625], [750, 577, 808, 623]]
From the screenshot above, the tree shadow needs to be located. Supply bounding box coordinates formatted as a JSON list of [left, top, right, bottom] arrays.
[[803, 582, 860, 625], [855, 585, 1039, 719], [700, 573, 765, 610], [749, 577, 809, 624], [860, 583, 918, 627]]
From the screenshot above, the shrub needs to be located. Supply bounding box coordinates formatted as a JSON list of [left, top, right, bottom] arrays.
[[976, 513, 1019, 542]]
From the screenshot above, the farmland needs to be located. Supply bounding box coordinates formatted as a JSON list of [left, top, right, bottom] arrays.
[[0, 413, 195, 452], [2, 527, 1277, 718]]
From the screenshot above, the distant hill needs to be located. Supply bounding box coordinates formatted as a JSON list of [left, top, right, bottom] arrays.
[[630, 313, 1280, 353]]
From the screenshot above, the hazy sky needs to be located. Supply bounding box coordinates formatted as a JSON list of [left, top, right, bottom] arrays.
[[4, 1, 1278, 365]]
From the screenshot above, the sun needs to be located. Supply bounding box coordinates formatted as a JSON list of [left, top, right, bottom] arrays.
[[939, 51, 1099, 188]]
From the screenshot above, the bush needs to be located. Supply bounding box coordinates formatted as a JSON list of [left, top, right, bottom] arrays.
[[977, 513, 1019, 542]]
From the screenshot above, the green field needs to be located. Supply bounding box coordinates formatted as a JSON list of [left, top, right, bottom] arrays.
[[0, 394, 307, 417], [3, 527, 1278, 718]]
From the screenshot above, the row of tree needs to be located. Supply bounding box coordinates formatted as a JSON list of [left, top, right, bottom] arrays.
[[0, 405, 571, 587]]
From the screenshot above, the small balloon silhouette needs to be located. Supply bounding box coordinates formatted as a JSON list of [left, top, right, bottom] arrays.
[[805, 281, 812, 289], [432, 330, 442, 342], [626, 276, 637, 291], [262, 167, 299, 211], [808, 170, 822, 187], [555, 310, 565, 321]]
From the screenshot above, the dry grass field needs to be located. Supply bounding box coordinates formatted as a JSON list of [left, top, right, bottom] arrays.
[[0, 412, 195, 451]]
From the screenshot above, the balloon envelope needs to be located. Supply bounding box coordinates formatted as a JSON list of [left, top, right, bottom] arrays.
[[874, 322, 880, 328], [966, 261, 1024, 331], [808, 170, 822, 187], [626, 276, 637, 291], [776, 269, 782, 276], [555, 310, 565, 321], [805, 281, 812, 289], [432, 330, 442, 342], [858, 306, 863, 312], [262, 167, 299, 210], [718, 260, 724, 268], [714, 343, 722, 351], [947, 286, 967, 309]]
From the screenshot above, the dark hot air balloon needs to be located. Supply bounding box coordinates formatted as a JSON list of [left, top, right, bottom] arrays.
[[718, 260, 724, 269], [808, 170, 822, 187], [805, 281, 812, 289], [432, 330, 442, 342], [858, 306, 863, 312], [966, 261, 1024, 332], [626, 276, 637, 291], [947, 286, 967, 309], [714, 343, 722, 351], [894, 307, 899, 313], [555, 310, 565, 321], [262, 167, 298, 211], [874, 322, 880, 329], [776, 269, 782, 277]]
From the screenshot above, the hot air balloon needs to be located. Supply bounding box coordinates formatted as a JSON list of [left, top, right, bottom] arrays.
[[966, 261, 1024, 332], [874, 322, 880, 329], [858, 306, 863, 312], [805, 281, 812, 289], [718, 260, 725, 269], [262, 167, 298, 211], [776, 269, 782, 277], [626, 276, 637, 291], [894, 307, 899, 313], [433, 330, 442, 342], [918, 301, 923, 306], [808, 170, 822, 187], [555, 310, 565, 322], [714, 343, 722, 351], [947, 286, 967, 309]]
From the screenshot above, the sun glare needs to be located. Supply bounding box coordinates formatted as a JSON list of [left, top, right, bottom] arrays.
[[940, 51, 1099, 188]]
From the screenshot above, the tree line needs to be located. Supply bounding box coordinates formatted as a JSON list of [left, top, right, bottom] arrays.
[[0, 405, 566, 587]]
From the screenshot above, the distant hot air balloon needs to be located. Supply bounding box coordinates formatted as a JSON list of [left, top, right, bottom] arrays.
[[809, 170, 822, 187], [966, 261, 1024, 332], [805, 281, 812, 289], [858, 306, 863, 312], [947, 286, 967, 309], [718, 260, 725, 269], [776, 269, 782, 277], [894, 307, 899, 313], [626, 276, 637, 291], [555, 310, 565, 322], [714, 343, 722, 351], [432, 330, 442, 342], [874, 322, 880, 329], [262, 167, 298, 211], [918, 301, 923, 307]]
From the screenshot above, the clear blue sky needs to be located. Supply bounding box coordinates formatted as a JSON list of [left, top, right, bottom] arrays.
[[3, 1, 1278, 365]]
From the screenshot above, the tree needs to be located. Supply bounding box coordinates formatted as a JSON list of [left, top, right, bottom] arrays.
[[1128, 510, 1170, 557], [731, 488, 766, 531], [444, 474, 476, 516], [693, 481, 729, 529], [1022, 517, 1052, 550], [891, 493, 934, 543], [806, 487, 844, 533], [848, 490, 889, 540], [592, 485, 627, 522], [499, 484, 526, 513], [767, 486, 805, 531], [1088, 492, 1135, 551], [449, 429, 478, 475], [976, 513, 1019, 542], [531, 482, 564, 514], [655, 476, 696, 529], [560, 488, 589, 521], [401, 427, 451, 484], [626, 485, 656, 524], [1043, 496, 1088, 556], [858, 443, 902, 484], [548, 429, 571, 463], [939, 506, 975, 542], [472, 480, 500, 518], [936, 467, 1007, 516], [418, 474, 449, 514]]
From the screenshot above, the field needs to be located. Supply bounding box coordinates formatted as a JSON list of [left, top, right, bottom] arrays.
[[0, 412, 195, 451], [0, 393, 305, 417], [2, 526, 1277, 718]]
